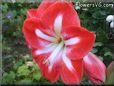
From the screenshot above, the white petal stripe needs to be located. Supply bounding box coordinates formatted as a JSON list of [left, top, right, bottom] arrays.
[[35, 43, 58, 55], [65, 37, 80, 46], [62, 48, 74, 71], [48, 42, 64, 72], [54, 15, 62, 36], [35, 29, 56, 42]]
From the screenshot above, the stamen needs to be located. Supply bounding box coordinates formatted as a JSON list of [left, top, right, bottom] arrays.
[[43, 58, 49, 65], [35, 29, 56, 42]]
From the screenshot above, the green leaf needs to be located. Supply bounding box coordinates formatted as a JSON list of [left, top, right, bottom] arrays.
[[104, 52, 113, 57], [14, 60, 23, 69], [17, 65, 30, 76], [17, 0, 26, 3], [33, 71, 42, 81], [20, 9, 27, 15], [92, 10, 106, 19], [17, 79, 33, 85], [31, 62, 42, 81], [2, 71, 15, 84], [2, 4, 8, 12], [105, 61, 114, 84], [31, 62, 40, 72], [94, 42, 103, 47], [91, 48, 98, 53], [10, 71, 15, 79]]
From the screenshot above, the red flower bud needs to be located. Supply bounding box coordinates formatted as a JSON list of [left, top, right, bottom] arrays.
[[83, 52, 106, 84]]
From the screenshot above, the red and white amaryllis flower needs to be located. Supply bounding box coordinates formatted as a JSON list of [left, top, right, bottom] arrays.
[[23, 0, 106, 84]]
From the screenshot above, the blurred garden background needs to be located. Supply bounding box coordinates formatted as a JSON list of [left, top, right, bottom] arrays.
[[2, 0, 114, 85]]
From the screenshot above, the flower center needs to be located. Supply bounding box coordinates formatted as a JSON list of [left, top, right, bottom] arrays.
[[35, 15, 80, 72], [57, 37, 62, 43], [54, 36, 63, 44]]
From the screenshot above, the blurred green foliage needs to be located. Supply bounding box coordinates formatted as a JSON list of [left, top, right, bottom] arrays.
[[2, 1, 114, 85], [77, 6, 114, 66]]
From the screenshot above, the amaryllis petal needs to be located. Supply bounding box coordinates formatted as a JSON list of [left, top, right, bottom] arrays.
[[27, 9, 38, 18], [62, 26, 95, 60], [23, 18, 55, 49], [27, 0, 56, 18], [27, 0, 73, 18], [32, 48, 61, 83], [38, 60, 59, 83], [38, 0, 74, 17], [60, 58, 83, 84], [83, 52, 106, 84], [41, 2, 80, 30], [36, 0, 57, 18]]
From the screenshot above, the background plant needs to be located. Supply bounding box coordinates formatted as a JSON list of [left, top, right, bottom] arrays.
[[2, 1, 114, 85]]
